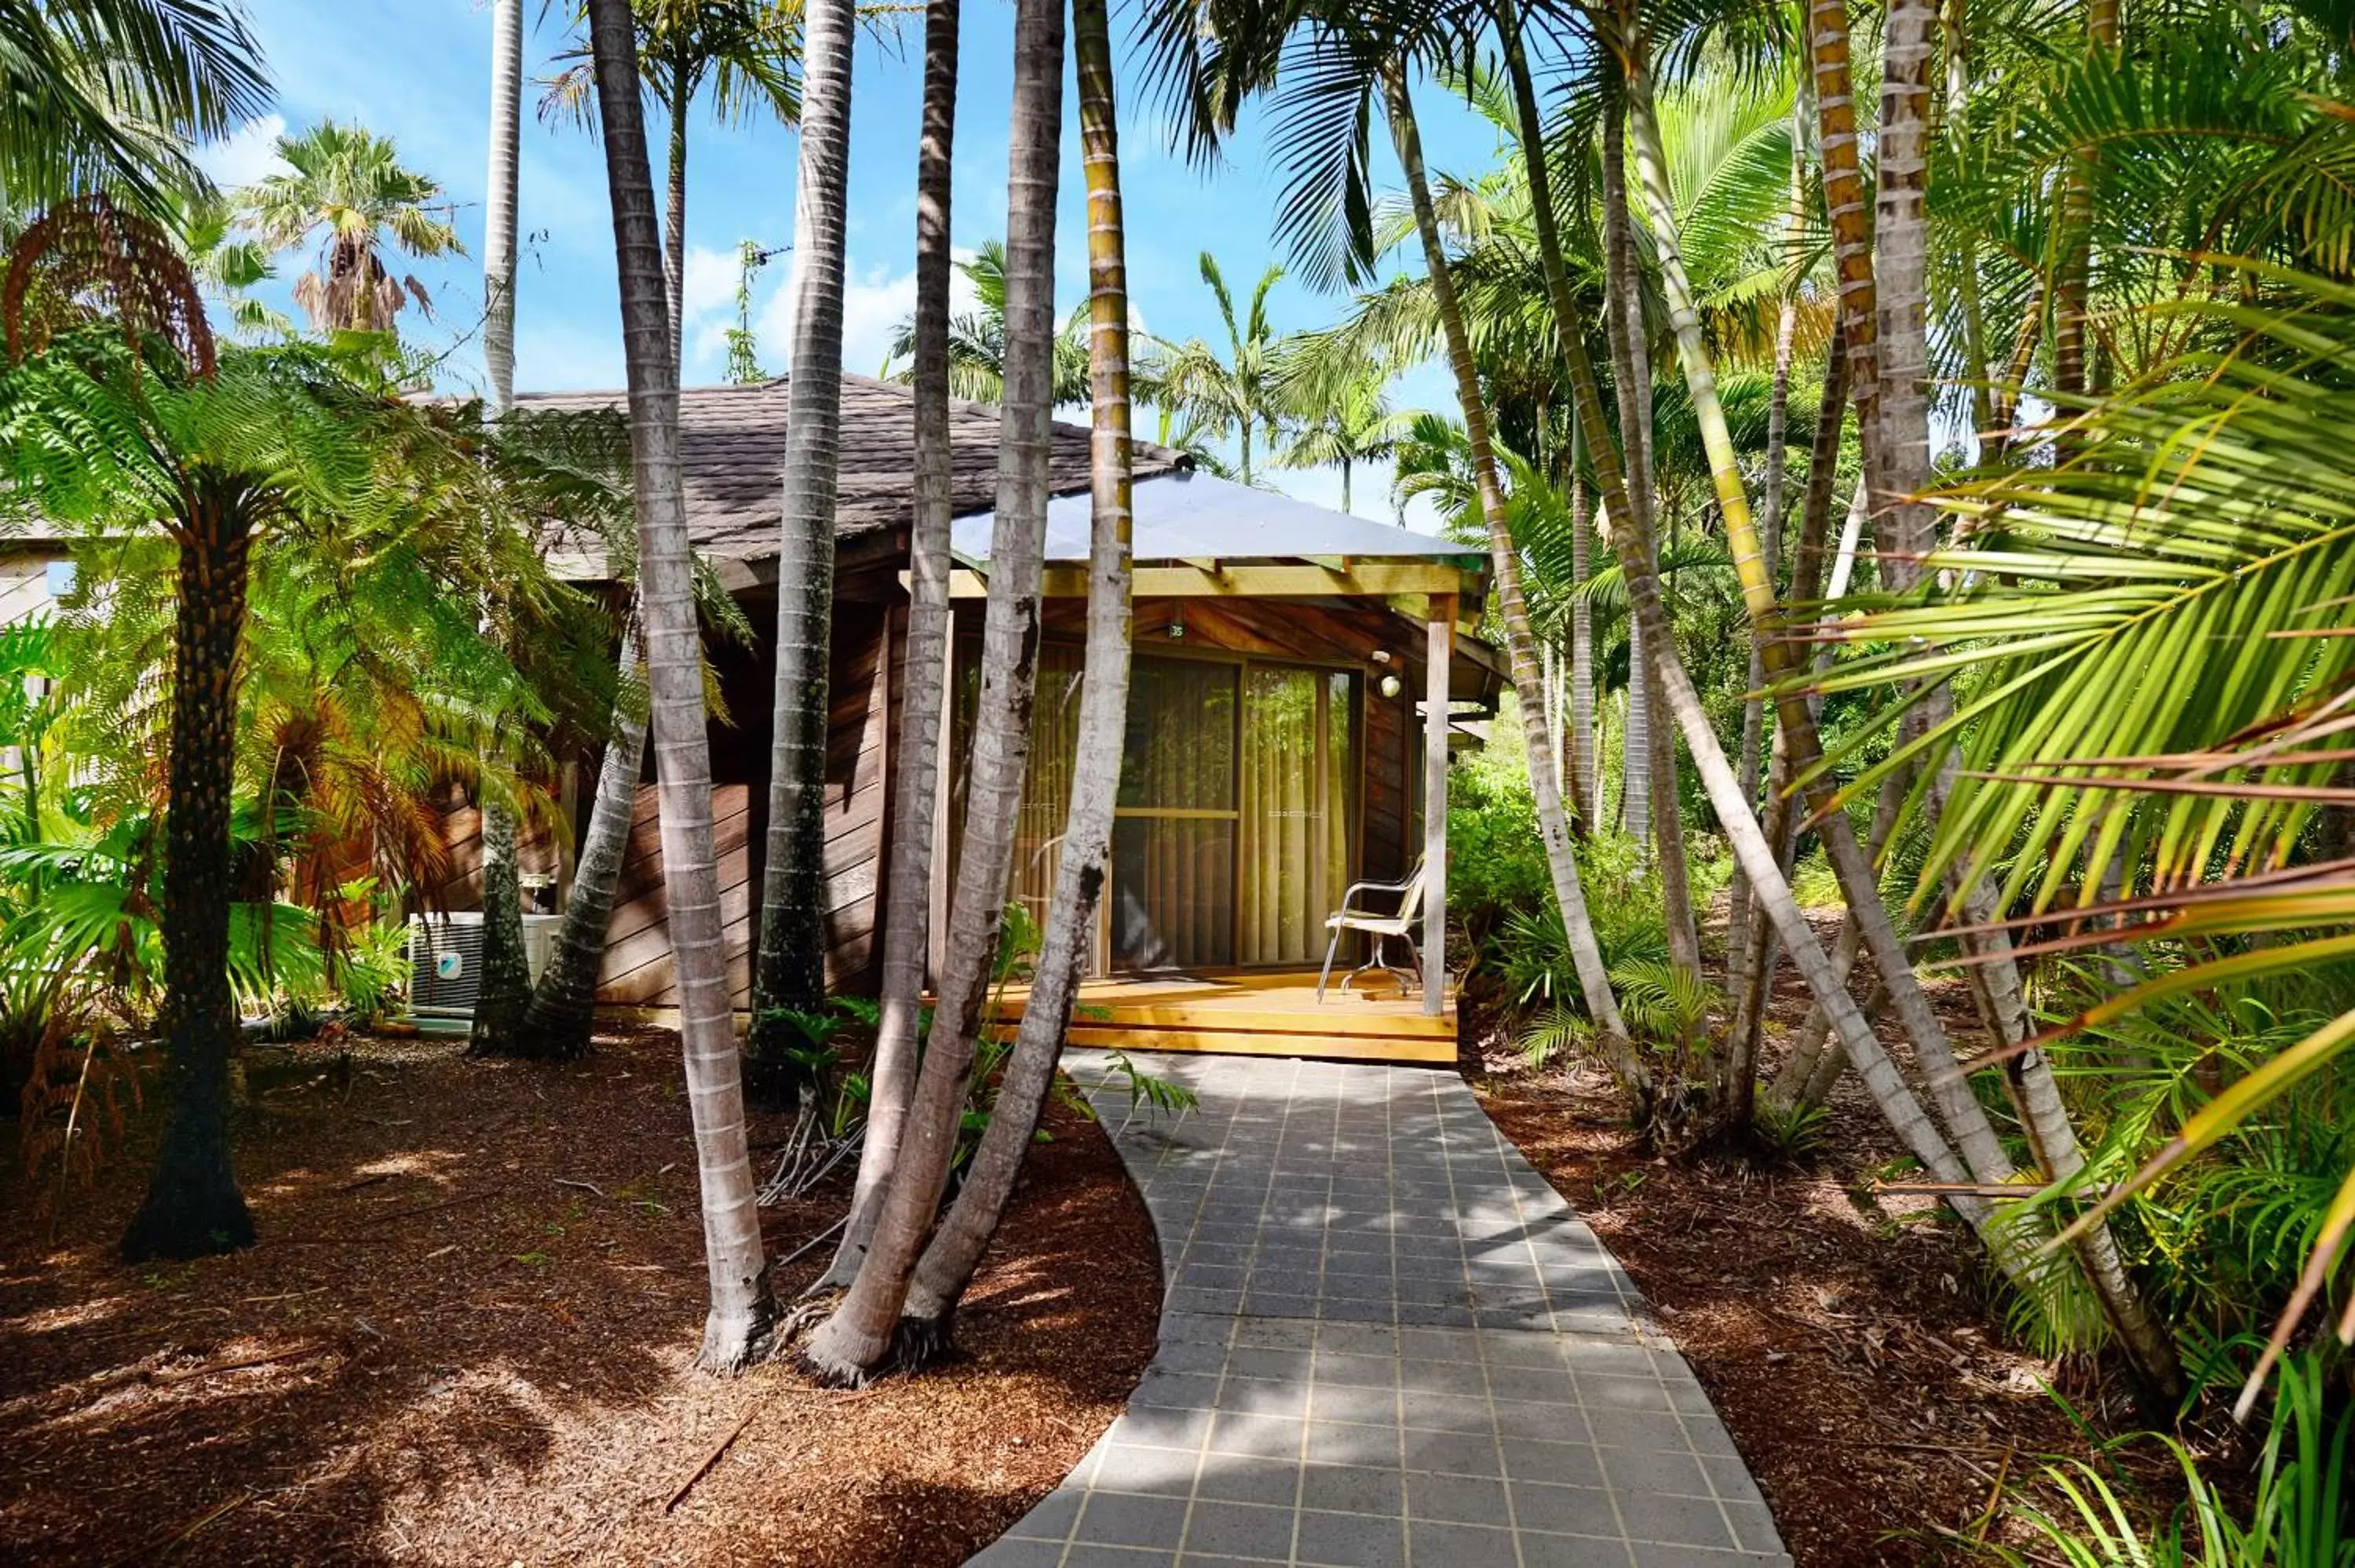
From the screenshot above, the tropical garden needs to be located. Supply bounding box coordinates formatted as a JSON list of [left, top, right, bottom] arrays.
[[0, 0, 2352, 1563]]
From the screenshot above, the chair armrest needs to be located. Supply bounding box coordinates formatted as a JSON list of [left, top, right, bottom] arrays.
[[1338, 874, 1415, 903]]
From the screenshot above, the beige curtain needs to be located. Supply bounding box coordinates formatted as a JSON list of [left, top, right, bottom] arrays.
[[1239, 669, 1355, 966], [1111, 658, 1235, 968]]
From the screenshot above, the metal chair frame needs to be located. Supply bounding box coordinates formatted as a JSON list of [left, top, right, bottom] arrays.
[[1316, 858, 1429, 1001]]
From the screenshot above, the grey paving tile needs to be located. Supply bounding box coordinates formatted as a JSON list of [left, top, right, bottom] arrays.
[[1296, 1508, 1409, 1566], [1404, 1520, 1519, 1567], [1184, 1500, 1299, 1559], [973, 1052, 1787, 1568], [1075, 1492, 1193, 1548]]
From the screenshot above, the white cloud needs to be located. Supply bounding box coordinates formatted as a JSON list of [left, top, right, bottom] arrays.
[[681, 244, 739, 326], [195, 115, 287, 190], [732, 250, 983, 385]]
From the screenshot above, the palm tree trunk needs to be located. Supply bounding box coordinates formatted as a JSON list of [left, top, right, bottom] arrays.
[[814, 0, 962, 1296], [1340, 454, 1352, 513], [469, 0, 533, 1059], [1728, 125, 1806, 965], [665, 53, 690, 367], [1807, 0, 1887, 495], [749, 0, 856, 1092], [582, 0, 772, 1371], [1646, 657, 1699, 972], [804, 0, 1064, 1382], [122, 505, 257, 1261], [517, 622, 646, 1060], [1730, 322, 1849, 1073], [1882, 0, 2176, 1373], [1598, 87, 1652, 863], [1386, 64, 1648, 1108], [1623, 614, 1649, 843], [900, 0, 1134, 1336], [1487, 31, 1991, 1220], [1568, 421, 1597, 826]]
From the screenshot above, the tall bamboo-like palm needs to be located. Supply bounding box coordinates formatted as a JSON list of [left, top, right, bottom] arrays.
[[239, 122, 464, 336], [0, 0, 268, 213], [542, 0, 801, 360], [1150, 253, 1287, 485], [1380, 61, 1652, 1108], [899, 0, 1134, 1336], [469, 0, 535, 1058], [813, 0, 960, 1295], [581, 0, 772, 1371], [1272, 366, 1407, 513], [747, 0, 854, 1092], [1876, 0, 2179, 1396], [805, 0, 1064, 1383]]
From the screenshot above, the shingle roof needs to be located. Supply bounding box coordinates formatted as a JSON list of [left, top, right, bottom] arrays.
[[516, 375, 1183, 562]]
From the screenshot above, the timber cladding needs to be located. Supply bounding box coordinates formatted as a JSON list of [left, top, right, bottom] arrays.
[[593, 597, 900, 1008]]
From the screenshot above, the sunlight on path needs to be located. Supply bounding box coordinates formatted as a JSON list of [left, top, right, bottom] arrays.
[[966, 1052, 1791, 1567]]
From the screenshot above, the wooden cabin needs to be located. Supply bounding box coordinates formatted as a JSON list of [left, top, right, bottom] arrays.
[[447, 377, 1503, 1062]]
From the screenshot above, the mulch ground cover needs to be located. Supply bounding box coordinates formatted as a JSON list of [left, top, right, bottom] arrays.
[[1463, 922, 2175, 1568], [1, 1024, 1160, 1566]]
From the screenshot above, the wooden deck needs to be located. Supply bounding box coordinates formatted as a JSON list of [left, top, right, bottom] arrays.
[[988, 969, 1459, 1064]]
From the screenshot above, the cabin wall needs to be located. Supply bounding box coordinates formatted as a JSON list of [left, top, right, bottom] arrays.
[[592, 589, 901, 1008]]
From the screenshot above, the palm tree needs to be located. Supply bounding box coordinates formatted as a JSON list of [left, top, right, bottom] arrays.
[[1150, 253, 1287, 485], [747, 0, 854, 1096], [899, 0, 1135, 1338], [1272, 365, 1406, 514], [805, 0, 1064, 1384], [469, 0, 535, 1058], [239, 122, 464, 336], [0, 216, 587, 1260], [879, 239, 1090, 404], [0, 0, 268, 213], [1380, 61, 1654, 1108], [541, 0, 801, 359], [812, 0, 960, 1295], [580, 0, 773, 1371]]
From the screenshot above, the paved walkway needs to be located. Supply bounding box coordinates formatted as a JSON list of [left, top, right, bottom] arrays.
[[968, 1052, 1791, 1568]]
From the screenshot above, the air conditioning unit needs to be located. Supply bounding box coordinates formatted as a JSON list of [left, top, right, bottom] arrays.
[[408, 912, 567, 1023]]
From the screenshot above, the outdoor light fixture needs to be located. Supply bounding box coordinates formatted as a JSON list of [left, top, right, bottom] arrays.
[[1370, 649, 1392, 663], [1167, 614, 1185, 640], [1379, 673, 1403, 699]]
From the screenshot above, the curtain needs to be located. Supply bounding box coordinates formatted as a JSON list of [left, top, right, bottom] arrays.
[[1238, 668, 1356, 966], [1111, 657, 1235, 968]]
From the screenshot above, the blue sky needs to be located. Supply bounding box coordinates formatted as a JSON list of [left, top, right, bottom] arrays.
[[203, 0, 1506, 524]]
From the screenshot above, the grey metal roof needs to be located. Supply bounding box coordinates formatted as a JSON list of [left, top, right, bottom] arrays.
[[951, 469, 1489, 568]]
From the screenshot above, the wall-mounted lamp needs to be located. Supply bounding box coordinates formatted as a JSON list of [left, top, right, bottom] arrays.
[[1167, 614, 1185, 640], [1378, 673, 1403, 699], [1369, 649, 1392, 664]]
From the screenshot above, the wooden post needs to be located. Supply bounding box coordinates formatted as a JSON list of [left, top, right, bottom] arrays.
[[1422, 598, 1451, 1017]]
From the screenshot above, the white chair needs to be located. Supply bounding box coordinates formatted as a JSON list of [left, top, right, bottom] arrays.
[[1316, 858, 1429, 1001]]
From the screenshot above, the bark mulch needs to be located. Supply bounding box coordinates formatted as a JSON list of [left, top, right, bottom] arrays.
[[1462, 951, 2160, 1568], [1, 1025, 1160, 1566]]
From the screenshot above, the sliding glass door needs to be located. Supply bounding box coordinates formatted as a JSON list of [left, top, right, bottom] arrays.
[[1111, 658, 1237, 968], [998, 647, 1359, 975]]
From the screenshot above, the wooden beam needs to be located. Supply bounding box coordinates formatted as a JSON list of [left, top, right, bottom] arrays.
[[1423, 596, 1453, 1018]]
